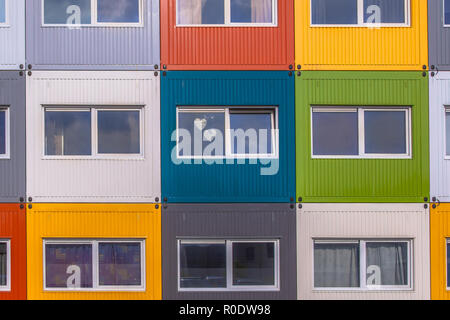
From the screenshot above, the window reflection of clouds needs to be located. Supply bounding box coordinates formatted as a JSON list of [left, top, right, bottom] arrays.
[[97, 0, 140, 23], [44, 0, 91, 24]]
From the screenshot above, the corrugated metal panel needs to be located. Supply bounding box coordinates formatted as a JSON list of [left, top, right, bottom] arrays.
[[161, 71, 296, 203], [0, 204, 26, 300], [430, 203, 450, 300], [26, 71, 160, 203], [160, 0, 294, 70], [0, 71, 25, 203], [162, 203, 297, 300], [295, 0, 428, 70], [428, 0, 450, 70], [429, 72, 450, 202], [296, 71, 429, 203], [26, 203, 161, 300], [298, 203, 430, 300], [26, 0, 159, 70], [0, 0, 24, 70]]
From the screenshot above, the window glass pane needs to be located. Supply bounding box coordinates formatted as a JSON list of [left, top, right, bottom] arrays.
[[45, 244, 93, 288], [230, 112, 273, 155], [0, 111, 5, 155], [364, 110, 407, 154], [0, 243, 6, 286], [364, 0, 405, 23], [97, 0, 140, 23], [232, 242, 275, 286], [179, 243, 226, 288], [178, 0, 225, 24], [312, 111, 358, 156], [98, 243, 142, 286], [45, 111, 92, 156], [314, 242, 360, 288], [43, 0, 91, 25], [446, 111, 450, 156], [446, 0, 450, 25], [230, 0, 273, 23], [447, 242, 450, 288], [0, 0, 5, 23], [366, 242, 408, 286], [178, 111, 225, 157], [97, 110, 140, 154], [311, 0, 358, 25]]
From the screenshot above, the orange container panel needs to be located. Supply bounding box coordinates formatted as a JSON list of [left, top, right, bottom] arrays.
[[295, 0, 428, 70], [160, 0, 294, 70], [0, 204, 26, 300], [26, 204, 161, 300]]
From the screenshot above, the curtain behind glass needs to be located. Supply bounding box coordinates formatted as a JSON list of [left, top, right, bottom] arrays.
[[314, 243, 360, 288], [0, 243, 6, 286], [178, 0, 202, 24], [251, 0, 272, 23], [366, 242, 408, 286]]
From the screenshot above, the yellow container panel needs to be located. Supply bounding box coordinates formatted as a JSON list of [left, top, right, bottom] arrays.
[[295, 0, 428, 70], [26, 204, 161, 300], [431, 203, 450, 300]]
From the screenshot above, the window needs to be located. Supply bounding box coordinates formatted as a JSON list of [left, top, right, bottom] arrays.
[[44, 239, 145, 291], [42, 0, 142, 27], [178, 240, 279, 291], [445, 0, 450, 27], [447, 240, 450, 289], [44, 107, 143, 158], [310, 0, 410, 27], [0, 0, 6, 25], [311, 107, 411, 158], [177, 107, 278, 159], [446, 108, 450, 158], [314, 240, 411, 290], [0, 108, 9, 159], [0, 240, 10, 291], [177, 0, 277, 26]]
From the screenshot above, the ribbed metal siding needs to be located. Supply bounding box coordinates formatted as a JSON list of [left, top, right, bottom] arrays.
[[430, 204, 450, 300], [0, 0, 24, 70], [162, 203, 297, 300], [428, 0, 450, 70], [27, 203, 161, 300], [429, 72, 450, 201], [0, 204, 26, 300], [26, 71, 160, 203], [160, 0, 294, 70], [298, 203, 430, 300], [295, 0, 428, 70], [0, 71, 25, 203], [296, 71, 430, 203], [26, 0, 159, 70], [161, 71, 296, 203]]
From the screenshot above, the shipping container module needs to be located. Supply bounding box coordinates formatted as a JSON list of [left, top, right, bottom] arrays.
[[297, 203, 430, 300], [160, 0, 294, 70], [428, 0, 450, 71], [26, 71, 161, 203], [162, 203, 297, 300], [0, 204, 26, 300], [26, 0, 160, 70], [0, 0, 25, 70], [0, 71, 25, 203], [26, 203, 161, 300], [296, 71, 429, 203], [161, 71, 296, 203], [295, 0, 428, 70]]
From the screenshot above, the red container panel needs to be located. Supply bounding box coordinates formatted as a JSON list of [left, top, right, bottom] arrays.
[[161, 0, 294, 70], [0, 204, 26, 300]]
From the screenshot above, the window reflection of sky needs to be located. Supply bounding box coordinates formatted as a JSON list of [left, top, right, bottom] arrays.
[[97, 0, 140, 23], [44, 0, 91, 24]]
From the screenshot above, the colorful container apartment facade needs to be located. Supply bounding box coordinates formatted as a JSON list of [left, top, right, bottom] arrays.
[[0, 0, 449, 300]]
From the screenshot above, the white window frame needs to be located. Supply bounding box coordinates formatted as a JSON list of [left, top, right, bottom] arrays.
[[310, 0, 411, 28], [42, 106, 145, 160], [0, 240, 11, 292], [176, 106, 279, 160], [311, 106, 412, 159], [41, 0, 144, 27], [312, 239, 413, 291], [178, 239, 280, 292], [0, 107, 10, 160], [43, 239, 146, 292], [176, 0, 278, 27], [446, 239, 450, 291], [0, 0, 9, 27]]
